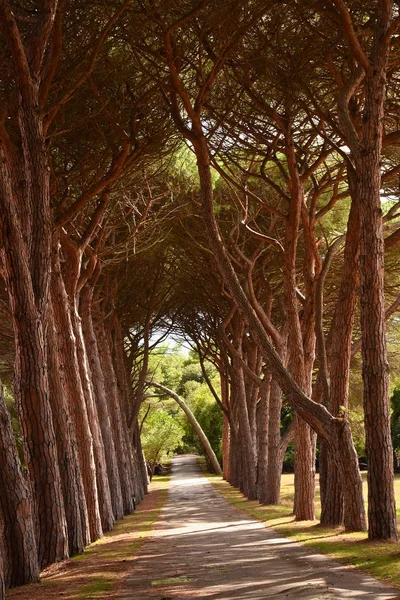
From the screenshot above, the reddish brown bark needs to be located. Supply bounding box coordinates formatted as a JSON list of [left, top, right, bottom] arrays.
[[262, 377, 283, 504], [80, 287, 124, 520], [51, 247, 101, 544], [194, 141, 365, 530], [220, 371, 231, 481], [0, 4, 69, 566], [282, 120, 315, 521], [72, 306, 113, 537], [48, 298, 88, 555], [358, 92, 397, 540], [96, 322, 134, 514], [256, 374, 270, 504], [0, 383, 39, 587], [230, 316, 257, 500], [320, 183, 362, 528], [328, 0, 397, 540], [112, 316, 148, 503]]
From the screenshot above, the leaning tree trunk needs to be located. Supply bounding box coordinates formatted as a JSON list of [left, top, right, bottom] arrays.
[[192, 135, 366, 531], [0, 383, 39, 587], [149, 381, 223, 475]]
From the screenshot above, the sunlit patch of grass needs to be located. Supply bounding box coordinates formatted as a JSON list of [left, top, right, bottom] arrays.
[[151, 576, 191, 585], [79, 574, 115, 597], [208, 472, 400, 589]]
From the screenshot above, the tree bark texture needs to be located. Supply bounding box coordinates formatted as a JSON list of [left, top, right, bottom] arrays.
[[0, 383, 39, 586], [231, 355, 258, 499], [112, 316, 148, 502], [96, 323, 134, 514], [48, 297, 87, 556], [283, 123, 315, 522], [220, 371, 231, 481], [71, 303, 112, 537], [51, 257, 101, 545], [0, 105, 68, 570], [356, 2, 397, 541], [263, 376, 283, 505], [256, 375, 270, 504], [320, 185, 361, 527], [80, 289, 124, 521]]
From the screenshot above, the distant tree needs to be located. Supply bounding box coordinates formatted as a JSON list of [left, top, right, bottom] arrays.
[[141, 411, 184, 475]]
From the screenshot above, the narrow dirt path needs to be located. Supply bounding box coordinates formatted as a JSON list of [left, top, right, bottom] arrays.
[[117, 455, 400, 599]]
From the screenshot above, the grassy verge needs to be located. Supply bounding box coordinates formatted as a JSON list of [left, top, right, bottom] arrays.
[[203, 461, 400, 588], [7, 474, 170, 600]]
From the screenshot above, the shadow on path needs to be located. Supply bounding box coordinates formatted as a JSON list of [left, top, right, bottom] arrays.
[[118, 455, 400, 599]]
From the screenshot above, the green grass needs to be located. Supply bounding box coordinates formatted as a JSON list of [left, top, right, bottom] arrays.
[[79, 575, 114, 598], [151, 576, 191, 586], [207, 468, 400, 588]]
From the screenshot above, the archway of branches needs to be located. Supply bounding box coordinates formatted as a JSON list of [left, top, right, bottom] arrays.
[[1, 0, 400, 594]]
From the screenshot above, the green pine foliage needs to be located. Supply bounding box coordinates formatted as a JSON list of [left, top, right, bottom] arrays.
[[141, 344, 223, 465]]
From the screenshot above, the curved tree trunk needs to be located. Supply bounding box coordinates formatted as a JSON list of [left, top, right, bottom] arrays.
[[193, 138, 366, 531], [148, 380, 223, 476]]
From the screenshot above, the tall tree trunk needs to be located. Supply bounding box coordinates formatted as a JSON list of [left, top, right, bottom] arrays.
[[0, 383, 39, 586], [0, 147, 68, 570], [232, 356, 257, 499], [96, 322, 134, 514], [321, 183, 361, 527], [72, 304, 112, 536], [355, 1, 397, 541], [51, 250, 102, 544], [257, 374, 271, 503], [112, 316, 148, 502], [48, 297, 87, 555], [221, 371, 231, 481], [331, 0, 396, 540], [263, 377, 283, 504], [80, 288, 124, 520]]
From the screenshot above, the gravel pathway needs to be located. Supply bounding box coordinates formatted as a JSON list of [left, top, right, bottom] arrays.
[[118, 455, 400, 599]]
